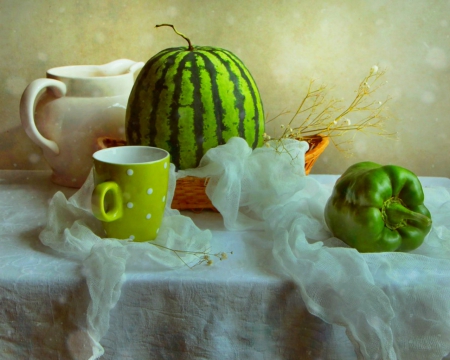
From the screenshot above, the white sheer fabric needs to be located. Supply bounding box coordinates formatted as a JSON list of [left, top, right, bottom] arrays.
[[183, 137, 450, 360], [40, 137, 450, 360], [40, 164, 212, 358]]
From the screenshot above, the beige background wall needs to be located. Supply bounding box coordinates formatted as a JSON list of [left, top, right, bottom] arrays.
[[1, 0, 449, 177]]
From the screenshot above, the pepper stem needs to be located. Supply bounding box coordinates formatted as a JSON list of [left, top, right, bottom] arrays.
[[381, 197, 431, 230], [155, 24, 194, 51]]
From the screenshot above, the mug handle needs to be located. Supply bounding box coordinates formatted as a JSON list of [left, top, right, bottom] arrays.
[[20, 78, 67, 155], [91, 181, 123, 222]]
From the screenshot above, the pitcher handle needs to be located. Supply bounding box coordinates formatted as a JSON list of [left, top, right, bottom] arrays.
[[20, 78, 67, 155]]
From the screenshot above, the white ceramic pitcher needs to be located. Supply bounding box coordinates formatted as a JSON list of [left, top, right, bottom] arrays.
[[20, 59, 144, 188]]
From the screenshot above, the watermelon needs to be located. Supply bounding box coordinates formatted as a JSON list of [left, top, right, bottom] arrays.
[[125, 24, 265, 170]]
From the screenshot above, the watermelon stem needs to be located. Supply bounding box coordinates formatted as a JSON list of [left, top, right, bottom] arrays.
[[155, 24, 194, 51]]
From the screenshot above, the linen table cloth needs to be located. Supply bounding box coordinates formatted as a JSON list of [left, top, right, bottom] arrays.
[[0, 169, 348, 359], [1, 163, 450, 359]]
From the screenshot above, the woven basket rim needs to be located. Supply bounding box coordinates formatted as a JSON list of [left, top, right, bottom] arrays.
[[97, 135, 329, 211], [95, 134, 329, 171], [303, 134, 329, 161], [96, 135, 329, 152]]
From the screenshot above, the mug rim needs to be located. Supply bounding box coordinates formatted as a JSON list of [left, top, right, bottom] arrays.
[[93, 146, 170, 165]]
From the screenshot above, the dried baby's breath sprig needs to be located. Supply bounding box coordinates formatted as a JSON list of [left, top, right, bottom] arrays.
[[150, 242, 233, 269], [266, 66, 397, 156]]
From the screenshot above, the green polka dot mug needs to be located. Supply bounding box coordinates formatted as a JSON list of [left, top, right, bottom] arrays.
[[91, 146, 170, 241]]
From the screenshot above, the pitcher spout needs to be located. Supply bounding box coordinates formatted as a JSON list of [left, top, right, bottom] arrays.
[[100, 59, 145, 77]]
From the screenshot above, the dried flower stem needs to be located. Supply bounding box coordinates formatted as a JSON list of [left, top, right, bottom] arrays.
[[150, 242, 232, 269], [266, 66, 397, 156]]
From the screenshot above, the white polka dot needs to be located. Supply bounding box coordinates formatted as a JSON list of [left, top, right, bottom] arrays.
[[127, 169, 134, 176], [146, 213, 151, 219], [129, 235, 135, 240], [127, 202, 134, 208], [147, 188, 153, 195], [162, 196, 166, 202]]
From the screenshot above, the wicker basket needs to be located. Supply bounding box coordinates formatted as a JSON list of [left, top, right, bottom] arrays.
[[96, 135, 329, 211], [303, 135, 330, 175]]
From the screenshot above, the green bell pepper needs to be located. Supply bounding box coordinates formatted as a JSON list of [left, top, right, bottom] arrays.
[[324, 161, 432, 253]]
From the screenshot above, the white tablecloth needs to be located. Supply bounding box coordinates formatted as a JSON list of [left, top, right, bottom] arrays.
[[1, 170, 449, 360]]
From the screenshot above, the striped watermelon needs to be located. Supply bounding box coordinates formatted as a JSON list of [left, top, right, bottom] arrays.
[[125, 24, 265, 170]]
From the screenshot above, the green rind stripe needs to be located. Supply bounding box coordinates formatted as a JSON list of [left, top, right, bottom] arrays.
[[216, 48, 264, 148], [210, 49, 255, 146], [152, 52, 186, 157], [126, 48, 180, 144], [145, 51, 180, 147], [176, 53, 197, 170], [201, 50, 240, 143], [193, 54, 218, 159], [195, 53, 224, 148], [188, 53, 213, 168], [162, 54, 190, 168], [211, 50, 246, 138]]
